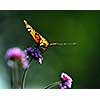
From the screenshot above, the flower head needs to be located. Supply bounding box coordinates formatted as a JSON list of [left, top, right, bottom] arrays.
[[25, 47, 43, 64], [5, 47, 28, 69], [59, 72, 73, 89]]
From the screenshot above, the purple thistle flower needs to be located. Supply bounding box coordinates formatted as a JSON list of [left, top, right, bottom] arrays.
[[5, 47, 28, 69], [25, 47, 43, 64], [59, 72, 73, 89]]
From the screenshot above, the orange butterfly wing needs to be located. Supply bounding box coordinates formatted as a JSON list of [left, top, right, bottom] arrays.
[[24, 20, 49, 50], [34, 33, 41, 44]]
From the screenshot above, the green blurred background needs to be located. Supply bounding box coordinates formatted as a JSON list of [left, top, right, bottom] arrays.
[[0, 10, 100, 89]]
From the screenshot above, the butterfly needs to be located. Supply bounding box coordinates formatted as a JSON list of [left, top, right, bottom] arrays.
[[24, 20, 76, 51]]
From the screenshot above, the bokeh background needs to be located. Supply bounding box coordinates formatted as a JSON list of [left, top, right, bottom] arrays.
[[0, 10, 100, 89]]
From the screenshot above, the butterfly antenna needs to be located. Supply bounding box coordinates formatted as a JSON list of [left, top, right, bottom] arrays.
[[49, 42, 77, 46]]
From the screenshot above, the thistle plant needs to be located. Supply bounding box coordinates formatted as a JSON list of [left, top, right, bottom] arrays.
[[5, 46, 43, 89], [5, 47, 28, 88]]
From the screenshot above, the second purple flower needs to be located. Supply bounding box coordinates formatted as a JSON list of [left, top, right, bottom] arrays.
[[59, 72, 73, 89]]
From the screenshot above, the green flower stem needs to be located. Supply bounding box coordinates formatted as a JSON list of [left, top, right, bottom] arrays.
[[21, 68, 28, 89], [11, 68, 14, 88], [14, 67, 20, 88], [21, 58, 32, 89], [44, 81, 60, 89], [10, 62, 19, 89]]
